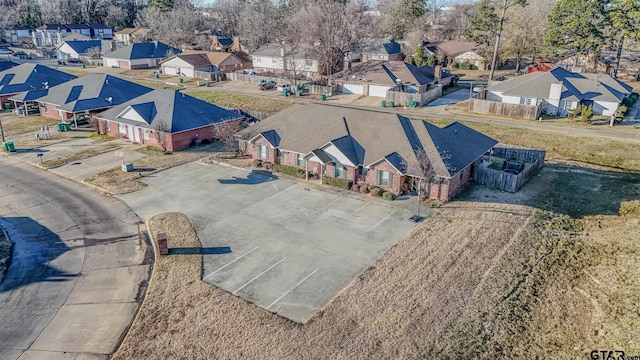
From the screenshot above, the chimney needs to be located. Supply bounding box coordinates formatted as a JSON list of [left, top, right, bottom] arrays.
[[211, 35, 218, 49], [434, 65, 442, 80], [110, 40, 116, 52], [233, 36, 241, 52]]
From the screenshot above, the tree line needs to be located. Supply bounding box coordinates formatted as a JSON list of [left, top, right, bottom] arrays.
[[2, 0, 638, 76]]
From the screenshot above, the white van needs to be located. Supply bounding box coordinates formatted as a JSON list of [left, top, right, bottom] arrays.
[[277, 84, 292, 92]]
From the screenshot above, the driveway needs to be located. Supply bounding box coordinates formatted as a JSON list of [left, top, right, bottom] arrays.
[[0, 157, 151, 360], [427, 89, 471, 107], [118, 162, 418, 323]]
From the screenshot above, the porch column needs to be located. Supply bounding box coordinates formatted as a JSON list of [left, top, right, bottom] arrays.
[[305, 161, 309, 181]]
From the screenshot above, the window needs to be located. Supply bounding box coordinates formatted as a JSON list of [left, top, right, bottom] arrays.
[[295, 153, 306, 167], [118, 123, 127, 135], [272, 58, 278, 64], [143, 128, 150, 140], [277, 149, 283, 158], [258, 144, 269, 160], [334, 163, 346, 178], [359, 167, 368, 176], [377, 170, 392, 187]]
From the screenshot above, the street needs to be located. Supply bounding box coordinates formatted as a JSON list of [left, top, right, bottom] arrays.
[[0, 157, 152, 359]]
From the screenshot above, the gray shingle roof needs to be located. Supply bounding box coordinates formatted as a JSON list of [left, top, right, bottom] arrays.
[[487, 67, 632, 103], [95, 89, 244, 133], [103, 41, 180, 60], [237, 104, 497, 178], [335, 61, 451, 87]]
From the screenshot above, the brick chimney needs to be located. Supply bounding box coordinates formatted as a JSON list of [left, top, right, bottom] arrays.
[[211, 35, 219, 49], [233, 36, 241, 52], [110, 40, 117, 52], [434, 65, 442, 80]]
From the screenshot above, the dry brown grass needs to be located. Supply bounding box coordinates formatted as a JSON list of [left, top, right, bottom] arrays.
[[39, 144, 120, 168], [185, 89, 295, 114], [1, 115, 58, 137], [84, 146, 214, 194], [115, 204, 538, 359]]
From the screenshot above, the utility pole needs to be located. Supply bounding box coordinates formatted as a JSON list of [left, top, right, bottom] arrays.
[[613, 36, 624, 79], [0, 115, 5, 143]]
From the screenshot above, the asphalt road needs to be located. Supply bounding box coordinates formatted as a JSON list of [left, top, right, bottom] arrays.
[[0, 157, 152, 359]]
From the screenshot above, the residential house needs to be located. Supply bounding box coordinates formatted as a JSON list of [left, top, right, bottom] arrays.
[[102, 41, 180, 69], [251, 43, 319, 78], [423, 41, 486, 69], [36, 74, 153, 124], [333, 60, 454, 105], [4, 25, 30, 45], [95, 89, 244, 151], [162, 50, 245, 76], [359, 38, 403, 63], [32, 24, 68, 47], [0, 63, 77, 109], [55, 39, 103, 60], [89, 24, 113, 40], [237, 104, 497, 202], [114, 28, 151, 45], [66, 24, 92, 37], [486, 67, 633, 117]]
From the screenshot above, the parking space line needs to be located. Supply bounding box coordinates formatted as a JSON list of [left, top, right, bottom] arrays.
[[203, 246, 258, 280], [312, 197, 342, 215], [339, 202, 369, 224], [233, 257, 287, 295], [241, 182, 269, 195], [367, 209, 398, 232], [268, 268, 319, 309]]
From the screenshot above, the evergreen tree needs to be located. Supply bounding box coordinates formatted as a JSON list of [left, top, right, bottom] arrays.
[[544, 0, 605, 56]]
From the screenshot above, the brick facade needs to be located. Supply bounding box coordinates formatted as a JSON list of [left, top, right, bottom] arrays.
[[98, 119, 239, 151], [365, 160, 404, 195]]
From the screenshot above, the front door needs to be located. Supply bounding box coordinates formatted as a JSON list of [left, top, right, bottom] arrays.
[[127, 125, 134, 141], [133, 127, 141, 143]]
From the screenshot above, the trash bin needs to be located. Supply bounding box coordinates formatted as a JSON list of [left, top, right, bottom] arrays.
[[381, 100, 386, 107], [4, 141, 15, 152], [283, 89, 288, 97], [82, 63, 86, 68], [121, 162, 134, 172], [56, 122, 63, 132], [321, 94, 326, 101], [179, 77, 184, 84], [410, 100, 416, 108], [389, 101, 394, 108], [154, 72, 159, 79], [205, 81, 210, 87], [63, 123, 71, 131], [3, 103, 10, 110]]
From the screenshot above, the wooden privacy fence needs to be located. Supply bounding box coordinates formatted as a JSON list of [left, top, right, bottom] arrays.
[[469, 96, 543, 120], [386, 85, 442, 107], [226, 72, 284, 84], [194, 70, 224, 81], [474, 147, 546, 192], [306, 83, 339, 96]]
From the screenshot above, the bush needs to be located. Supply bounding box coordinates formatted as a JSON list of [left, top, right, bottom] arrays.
[[351, 184, 360, 192], [272, 164, 307, 178], [322, 176, 352, 190], [263, 162, 273, 170], [360, 185, 370, 193], [581, 104, 593, 123], [459, 61, 472, 70], [382, 191, 397, 201], [616, 104, 628, 120], [370, 187, 383, 197], [620, 200, 640, 217], [250, 159, 262, 168]]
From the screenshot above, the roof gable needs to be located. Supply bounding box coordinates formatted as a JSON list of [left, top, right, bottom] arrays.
[[0, 63, 77, 96], [129, 102, 157, 124], [63, 40, 102, 54], [105, 41, 180, 60]]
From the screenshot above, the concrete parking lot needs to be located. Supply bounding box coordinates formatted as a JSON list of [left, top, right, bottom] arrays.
[[119, 162, 417, 323]]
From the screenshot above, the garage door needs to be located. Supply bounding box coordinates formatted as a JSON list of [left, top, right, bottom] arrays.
[[342, 83, 363, 95], [118, 60, 130, 69], [369, 85, 390, 98], [163, 66, 178, 75]]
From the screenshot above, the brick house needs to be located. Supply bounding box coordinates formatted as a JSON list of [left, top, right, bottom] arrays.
[[94, 89, 244, 151], [35, 74, 152, 125], [0, 63, 76, 110], [236, 104, 497, 202]]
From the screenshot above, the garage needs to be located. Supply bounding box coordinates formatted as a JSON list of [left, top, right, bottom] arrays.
[[118, 60, 130, 69], [342, 83, 363, 95], [163, 66, 178, 75], [369, 85, 391, 98]]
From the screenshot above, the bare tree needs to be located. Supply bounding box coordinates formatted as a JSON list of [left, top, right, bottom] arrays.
[[86, 46, 102, 58], [194, 33, 211, 50], [153, 119, 170, 152], [212, 119, 244, 154], [402, 148, 436, 220], [239, 0, 280, 53], [209, 0, 242, 36]]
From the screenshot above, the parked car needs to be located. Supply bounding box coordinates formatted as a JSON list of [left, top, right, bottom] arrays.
[[472, 85, 486, 93], [0, 48, 13, 55], [13, 51, 27, 59], [73, 113, 90, 125], [12, 104, 40, 116], [67, 58, 82, 64], [277, 84, 292, 92], [258, 81, 275, 90]]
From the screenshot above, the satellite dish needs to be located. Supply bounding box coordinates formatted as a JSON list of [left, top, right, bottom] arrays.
[[106, 97, 112, 104]]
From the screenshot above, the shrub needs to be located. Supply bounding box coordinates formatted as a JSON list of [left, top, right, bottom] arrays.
[[620, 200, 640, 217], [382, 191, 397, 201], [263, 162, 273, 170], [351, 184, 360, 192], [370, 187, 383, 197], [581, 104, 593, 123], [250, 159, 262, 168], [459, 61, 472, 70], [272, 164, 307, 178], [360, 185, 370, 193], [322, 176, 352, 190]]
